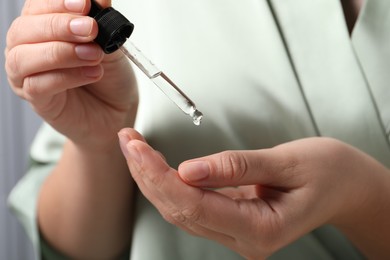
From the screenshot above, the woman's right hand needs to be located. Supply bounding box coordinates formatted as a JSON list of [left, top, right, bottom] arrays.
[[5, 0, 138, 150], [5, 3, 138, 258]]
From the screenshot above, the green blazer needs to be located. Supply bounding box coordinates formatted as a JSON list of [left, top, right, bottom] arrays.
[[8, 0, 389, 259]]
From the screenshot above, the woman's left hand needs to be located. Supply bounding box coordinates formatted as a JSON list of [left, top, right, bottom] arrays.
[[118, 128, 390, 260]]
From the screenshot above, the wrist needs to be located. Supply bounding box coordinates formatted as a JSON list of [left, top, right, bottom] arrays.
[[66, 100, 138, 154], [326, 147, 390, 258], [65, 135, 129, 171], [69, 133, 124, 155], [330, 151, 388, 228], [39, 135, 134, 260]]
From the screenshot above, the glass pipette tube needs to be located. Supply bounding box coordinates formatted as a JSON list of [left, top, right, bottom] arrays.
[[120, 42, 203, 126]]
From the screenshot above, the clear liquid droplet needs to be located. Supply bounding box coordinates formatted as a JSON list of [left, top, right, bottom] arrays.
[[190, 107, 203, 126]]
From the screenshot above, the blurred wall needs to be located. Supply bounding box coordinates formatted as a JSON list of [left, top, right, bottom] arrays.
[[1, 1, 42, 259]]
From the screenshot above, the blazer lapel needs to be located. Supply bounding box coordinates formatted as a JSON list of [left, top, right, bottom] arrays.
[[353, 0, 390, 144], [270, 0, 390, 165]]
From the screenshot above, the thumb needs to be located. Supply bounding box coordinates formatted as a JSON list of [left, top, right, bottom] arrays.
[[178, 149, 290, 188]]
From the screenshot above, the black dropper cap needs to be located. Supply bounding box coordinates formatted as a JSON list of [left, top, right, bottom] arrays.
[[88, 0, 134, 54]]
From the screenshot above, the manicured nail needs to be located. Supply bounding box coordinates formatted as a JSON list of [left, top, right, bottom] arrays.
[[179, 161, 209, 182], [118, 132, 130, 158], [75, 45, 103, 60], [70, 17, 93, 36], [126, 143, 142, 165], [64, 0, 86, 13]]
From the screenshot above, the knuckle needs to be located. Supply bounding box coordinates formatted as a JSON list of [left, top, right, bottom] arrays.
[[164, 205, 203, 227], [277, 152, 302, 185], [282, 155, 300, 175], [24, 72, 66, 100], [146, 167, 169, 189], [4, 47, 20, 78], [42, 14, 67, 40], [23, 76, 40, 100], [161, 210, 181, 225], [147, 174, 164, 189], [219, 151, 248, 181], [180, 206, 203, 224], [6, 17, 22, 47], [45, 42, 65, 66]]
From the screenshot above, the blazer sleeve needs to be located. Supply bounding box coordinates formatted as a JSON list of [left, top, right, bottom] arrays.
[[7, 123, 67, 260]]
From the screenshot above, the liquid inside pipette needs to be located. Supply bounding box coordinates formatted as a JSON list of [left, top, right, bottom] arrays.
[[119, 43, 203, 125]]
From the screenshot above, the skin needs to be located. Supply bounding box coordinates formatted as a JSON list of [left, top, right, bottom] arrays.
[[5, 0, 137, 259], [5, 0, 389, 259], [119, 129, 390, 260]]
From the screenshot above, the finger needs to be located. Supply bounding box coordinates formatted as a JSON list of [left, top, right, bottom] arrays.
[[122, 140, 267, 238], [22, 0, 113, 15], [118, 128, 147, 147], [19, 66, 103, 105], [6, 42, 103, 90], [7, 14, 97, 50], [22, 0, 90, 15], [215, 186, 258, 200], [178, 149, 300, 188], [118, 128, 166, 163]]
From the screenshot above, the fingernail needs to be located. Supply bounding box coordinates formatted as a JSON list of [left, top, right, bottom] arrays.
[[75, 45, 103, 60], [64, 0, 86, 13], [70, 17, 93, 36], [179, 161, 209, 182], [126, 143, 142, 165], [82, 65, 102, 78], [118, 132, 130, 158]]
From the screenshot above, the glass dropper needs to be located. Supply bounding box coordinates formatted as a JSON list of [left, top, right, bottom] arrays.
[[119, 43, 203, 125], [88, 0, 203, 125]]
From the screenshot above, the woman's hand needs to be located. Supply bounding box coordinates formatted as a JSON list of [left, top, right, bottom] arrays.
[[5, 1, 138, 258], [119, 128, 390, 259], [5, 0, 138, 150]]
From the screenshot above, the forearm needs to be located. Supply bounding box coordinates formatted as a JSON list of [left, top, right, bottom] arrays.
[[38, 139, 134, 259]]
